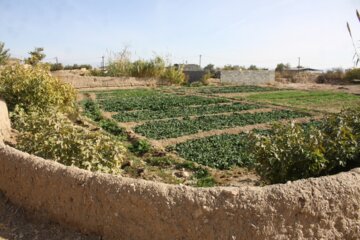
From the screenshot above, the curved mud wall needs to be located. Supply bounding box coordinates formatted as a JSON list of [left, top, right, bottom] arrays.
[[0, 144, 359, 240]]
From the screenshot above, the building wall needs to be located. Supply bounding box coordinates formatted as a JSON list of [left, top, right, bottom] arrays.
[[221, 70, 275, 85]]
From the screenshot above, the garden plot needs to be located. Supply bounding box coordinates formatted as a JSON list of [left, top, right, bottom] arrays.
[[243, 90, 360, 113], [84, 87, 317, 186]]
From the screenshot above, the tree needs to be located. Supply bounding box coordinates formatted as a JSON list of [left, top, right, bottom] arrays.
[[204, 64, 215, 73], [347, 10, 360, 66], [275, 63, 291, 72], [25, 47, 46, 66], [248, 65, 258, 70], [0, 42, 10, 65]]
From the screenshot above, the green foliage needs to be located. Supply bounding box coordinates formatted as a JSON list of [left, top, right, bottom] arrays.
[[81, 99, 125, 137], [246, 90, 360, 113], [112, 103, 261, 122], [82, 99, 102, 121], [146, 156, 175, 167], [0, 64, 76, 113], [130, 139, 152, 155], [50, 63, 64, 71], [275, 63, 290, 72], [200, 72, 211, 86], [64, 64, 92, 70], [222, 65, 245, 71], [160, 66, 186, 85], [103, 53, 185, 85], [174, 133, 256, 169], [99, 119, 125, 137], [345, 68, 360, 81], [135, 110, 309, 140], [248, 65, 258, 70], [97, 89, 228, 112], [252, 108, 360, 184], [0, 42, 10, 65], [25, 47, 46, 66], [12, 107, 126, 174]]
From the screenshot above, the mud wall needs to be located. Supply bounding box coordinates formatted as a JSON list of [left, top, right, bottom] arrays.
[[0, 144, 359, 240], [51, 71, 168, 89], [221, 70, 275, 85]]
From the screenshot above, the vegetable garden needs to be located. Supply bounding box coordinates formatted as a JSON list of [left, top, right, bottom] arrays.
[[81, 86, 344, 186]]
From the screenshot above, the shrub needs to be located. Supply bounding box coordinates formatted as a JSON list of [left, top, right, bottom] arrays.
[[50, 63, 64, 71], [11, 107, 126, 174], [0, 64, 76, 113], [82, 99, 102, 122], [160, 67, 186, 85], [316, 68, 345, 83], [25, 47, 45, 66], [252, 108, 360, 184], [130, 139, 152, 155], [201, 72, 211, 86], [345, 68, 360, 81], [0, 42, 10, 65]]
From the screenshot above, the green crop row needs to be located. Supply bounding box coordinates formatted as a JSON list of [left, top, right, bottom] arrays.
[[98, 93, 228, 112], [172, 121, 321, 170], [134, 110, 310, 139], [112, 102, 262, 122]]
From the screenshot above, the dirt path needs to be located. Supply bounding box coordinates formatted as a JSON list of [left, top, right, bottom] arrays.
[[0, 192, 100, 240]]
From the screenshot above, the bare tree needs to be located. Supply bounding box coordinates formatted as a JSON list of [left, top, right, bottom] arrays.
[[347, 10, 360, 66]]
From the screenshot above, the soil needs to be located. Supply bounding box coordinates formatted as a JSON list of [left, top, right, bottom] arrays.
[[0, 191, 100, 240]]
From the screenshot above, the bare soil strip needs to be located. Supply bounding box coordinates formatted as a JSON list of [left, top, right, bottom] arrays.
[[155, 116, 322, 147]]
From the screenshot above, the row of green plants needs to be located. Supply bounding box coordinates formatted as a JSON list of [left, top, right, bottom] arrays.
[[112, 102, 262, 122], [0, 64, 127, 173], [98, 90, 228, 112], [134, 110, 309, 139]]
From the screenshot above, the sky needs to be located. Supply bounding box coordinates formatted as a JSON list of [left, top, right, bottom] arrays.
[[0, 0, 359, 69]]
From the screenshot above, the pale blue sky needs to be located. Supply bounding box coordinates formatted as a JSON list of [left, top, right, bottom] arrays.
[[0, 0, 359, 69]]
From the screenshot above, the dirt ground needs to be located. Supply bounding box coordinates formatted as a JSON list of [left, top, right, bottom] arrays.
[[0, 192, 100, 240]]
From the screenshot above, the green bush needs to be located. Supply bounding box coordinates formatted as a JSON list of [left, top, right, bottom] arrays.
[[12, 107, 126, 174], [50, 63, 64, 71], [345, 68, 360, 81], [0, 64, 76, 113], [130, 139, 152, 155], [160, 67, 186, 85], [252, 108, 360, 184]]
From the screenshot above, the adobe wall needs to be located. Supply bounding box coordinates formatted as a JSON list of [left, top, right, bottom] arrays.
[[221, 70, 275, 85], [51, 71, 169, 89], [0, 144, 359, 239]]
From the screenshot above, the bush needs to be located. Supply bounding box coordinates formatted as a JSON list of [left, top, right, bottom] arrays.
[[345, 68, 360, 81], [201, 72, 211, 86], [316, 68, 345, 83], [11, 107, 126, 174], [64, 64, 92, 70], [160, 67, 186, 85], [252, 108, 360, 184], [0, 64, 76, 113], [50, 63, 64, 71], [130, 139, 152, 155]]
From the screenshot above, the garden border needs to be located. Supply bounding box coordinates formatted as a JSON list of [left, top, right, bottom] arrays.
[[0, 144, 359, 239]]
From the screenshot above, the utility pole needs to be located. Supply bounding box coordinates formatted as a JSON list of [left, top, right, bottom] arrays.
[[199, 54, 202, 68], [55, 57, 58, 64], [297, 57, 301, 69], [101, 56, 105, 71]]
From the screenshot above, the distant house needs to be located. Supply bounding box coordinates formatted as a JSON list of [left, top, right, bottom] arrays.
[[174, 64, 206, 83], [284, 67, 323, 73]]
